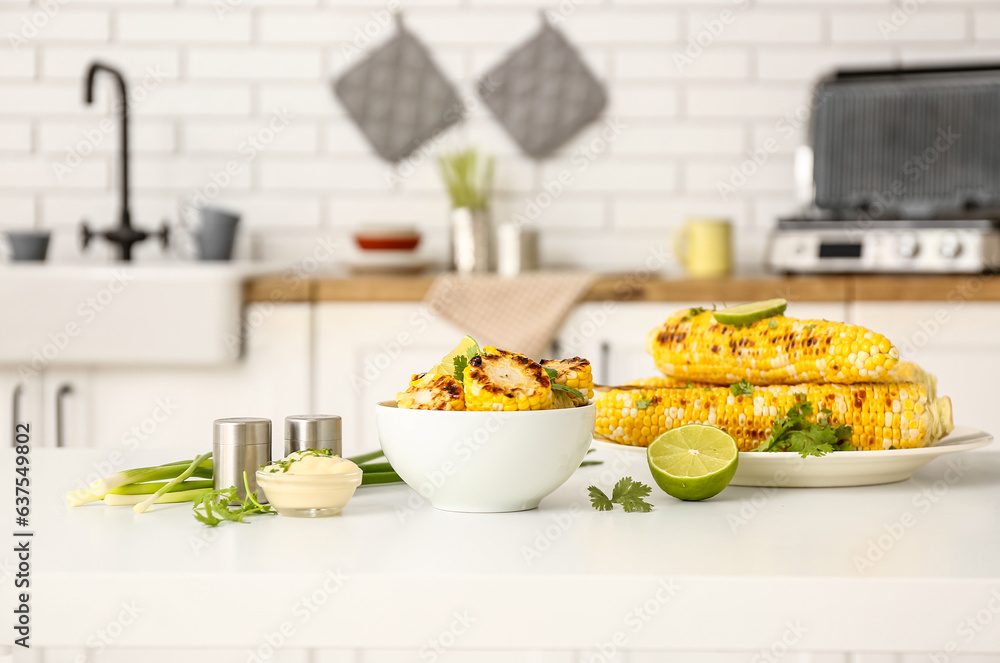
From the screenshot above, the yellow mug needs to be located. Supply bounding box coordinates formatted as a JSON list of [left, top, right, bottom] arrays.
[[673, 218, 732, 278]]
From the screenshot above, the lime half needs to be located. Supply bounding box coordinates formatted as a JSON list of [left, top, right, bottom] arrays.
[[713, 298, 787, 326], [430, 335, 480, 379], [647, 425, 739, 501]]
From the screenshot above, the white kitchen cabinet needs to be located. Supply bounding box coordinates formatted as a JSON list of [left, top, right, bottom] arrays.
[[38, 304, 312, 456], [0, 367, 43, 449], [850, 302, 1000, 437], [314, 303, 465, 454]]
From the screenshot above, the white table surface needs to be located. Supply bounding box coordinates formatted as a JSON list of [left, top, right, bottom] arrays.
[[5, 443, 1000, 653]]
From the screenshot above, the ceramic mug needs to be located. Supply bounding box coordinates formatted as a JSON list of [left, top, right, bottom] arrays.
[[175, 206, 241, 261], [3, 230, 51, 262], [196, 208, 240, 261], [673, 218, 732, 278]]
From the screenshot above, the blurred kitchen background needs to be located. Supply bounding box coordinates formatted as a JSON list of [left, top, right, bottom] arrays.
[[4, 0, 1000, 457], [5, 0, 999, 269]]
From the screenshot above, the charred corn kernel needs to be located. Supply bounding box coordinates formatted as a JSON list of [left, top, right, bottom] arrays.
[[396, 373, 466, 411], [645, 308, 900, 385], [594, 382, 952, 451], [540, 357, 594, 407], [463, 350, 553, 412]]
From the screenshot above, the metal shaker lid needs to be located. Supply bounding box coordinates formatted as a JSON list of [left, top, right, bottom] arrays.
[[285, 414, 342, 443], [213, 417, 272, 447]]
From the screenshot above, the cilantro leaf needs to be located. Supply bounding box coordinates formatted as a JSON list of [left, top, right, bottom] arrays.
[[729, 379, 754, 397], [681, 307, 707, 322], [588, 485, 614, 511], [803, 323, 816, 331], [552, 383, 586, 400], [768, 319, 778, 330], [755, 394, 854, 457], [544, 366, 587, 402], [610, 477, 653, 513], [452, 345, 480, 382], [452, 355, 469, 382], [590, 477, 654, 513], [636, 399, 652, 410]]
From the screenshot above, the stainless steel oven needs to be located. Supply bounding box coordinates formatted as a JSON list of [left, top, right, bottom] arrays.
[[767, 64, 1000, 274]]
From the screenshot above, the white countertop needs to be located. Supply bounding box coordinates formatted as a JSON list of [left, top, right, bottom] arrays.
[[6, 445, 1000, 653]]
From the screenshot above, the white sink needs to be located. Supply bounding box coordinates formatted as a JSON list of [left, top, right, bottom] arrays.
[[0, 264, 252, 367]]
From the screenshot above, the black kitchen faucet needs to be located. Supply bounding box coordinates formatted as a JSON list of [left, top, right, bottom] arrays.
[[80, 61, 168, 262]]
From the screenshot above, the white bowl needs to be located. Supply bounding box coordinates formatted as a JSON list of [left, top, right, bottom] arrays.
[[375, 401, 596, 512]]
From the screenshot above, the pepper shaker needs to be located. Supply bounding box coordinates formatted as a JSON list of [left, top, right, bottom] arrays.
[[213, 417, 272, 503], [284, 414, 342, 457]]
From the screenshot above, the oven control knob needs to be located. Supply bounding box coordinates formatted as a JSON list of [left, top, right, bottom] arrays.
[[898, 233, 919, 258], [940, 233, 962, 259]]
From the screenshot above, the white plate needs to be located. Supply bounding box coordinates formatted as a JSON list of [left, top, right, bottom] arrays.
[[592, 426, 994, 488]]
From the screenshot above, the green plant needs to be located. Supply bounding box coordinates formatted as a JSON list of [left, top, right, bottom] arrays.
[[439, 149, 494, 211]]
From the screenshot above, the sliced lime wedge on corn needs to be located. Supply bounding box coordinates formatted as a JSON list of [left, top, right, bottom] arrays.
[[713, 298, 787, 326], [647, 425, 739, 501], [430, 335, 480, 380]]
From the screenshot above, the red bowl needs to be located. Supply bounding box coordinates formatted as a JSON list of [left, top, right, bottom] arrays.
[[354, 235, 420, 251]]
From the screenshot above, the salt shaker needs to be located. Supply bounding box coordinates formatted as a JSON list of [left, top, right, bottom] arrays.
[[213, 417, 272, 503], [284, 414, 342, 457]]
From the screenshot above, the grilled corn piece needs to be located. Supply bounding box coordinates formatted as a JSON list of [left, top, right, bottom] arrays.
[[396, 373, 466, 411], [540, 357, 594, 408], [646, 308, 900, 385], [595, 382, 953, 451], [463, 349, 553, 411]]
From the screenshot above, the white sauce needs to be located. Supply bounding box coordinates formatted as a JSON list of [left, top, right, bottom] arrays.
[[262, 451, 360, 475]]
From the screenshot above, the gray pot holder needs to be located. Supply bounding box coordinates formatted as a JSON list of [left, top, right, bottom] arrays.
[[476, 19, 608, 159], [333, 19, 464, 163]]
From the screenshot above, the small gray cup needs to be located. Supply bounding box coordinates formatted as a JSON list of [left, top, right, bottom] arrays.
[[197, 208, 240, 261], [6, 231, 51, 262]]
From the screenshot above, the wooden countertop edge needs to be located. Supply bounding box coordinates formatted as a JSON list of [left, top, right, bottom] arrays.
[[243, 274, 1000, 304]]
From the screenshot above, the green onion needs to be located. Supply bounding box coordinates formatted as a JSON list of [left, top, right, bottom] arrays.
[[361, 470, 402, 486], [105, 488, 211, 507], [66, 489, 102, 507], [108, 480, 214, 496], [356, 462, 393, 473], [90, 459, 212, 498], [346, 450, 385, 465], [135, 452, 212, 514]]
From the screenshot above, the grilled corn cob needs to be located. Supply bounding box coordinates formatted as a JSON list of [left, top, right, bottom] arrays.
[[595, 382, 952, 451], [627, 360, 937, 395], [540, 357, 594, 407], [396, 373, 466, 411], [463, 349, 553, 411], [646, 308, 900, 385]]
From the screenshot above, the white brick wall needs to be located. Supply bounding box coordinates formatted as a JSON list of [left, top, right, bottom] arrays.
[[0, 0, 994, 271]]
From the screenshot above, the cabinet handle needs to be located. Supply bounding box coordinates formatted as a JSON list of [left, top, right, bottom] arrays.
[[11, 383, 22, 448], [56, 383, 74, 448], [600, 341, 610, 385]]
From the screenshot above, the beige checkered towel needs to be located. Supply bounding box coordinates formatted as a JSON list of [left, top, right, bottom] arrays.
[[424, 272, 595, 360]]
